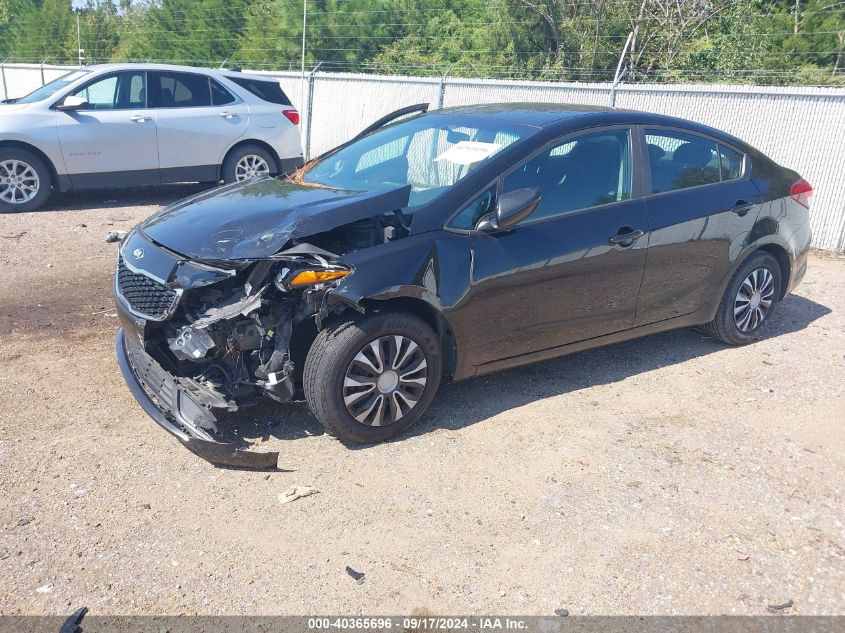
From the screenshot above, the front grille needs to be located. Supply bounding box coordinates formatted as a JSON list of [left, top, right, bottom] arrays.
[[117, 257, 179, 321]]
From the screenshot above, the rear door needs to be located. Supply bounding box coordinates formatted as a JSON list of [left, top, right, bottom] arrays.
[[55, 70, 159, 186], [150, 71, 248, 181], [635, 127, 762, 325], [451, 126, 650, 366]]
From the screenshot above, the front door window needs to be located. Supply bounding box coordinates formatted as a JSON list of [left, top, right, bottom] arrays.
[[70, 71, 146, 110], [502, 129, 632, 222]]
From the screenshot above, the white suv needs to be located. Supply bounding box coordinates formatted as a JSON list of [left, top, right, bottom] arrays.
[[0, 63, 304, 212]]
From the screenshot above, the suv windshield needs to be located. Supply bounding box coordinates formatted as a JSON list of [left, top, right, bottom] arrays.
[[15, 70, 90, 104], [302, 114, 530, 208]]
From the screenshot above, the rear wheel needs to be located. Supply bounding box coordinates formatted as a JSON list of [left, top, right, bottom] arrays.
[[703, 251, 782, 345], [303, 311, 442, 444], [221, 144, 276, 184], [0, 148, 52, 213]]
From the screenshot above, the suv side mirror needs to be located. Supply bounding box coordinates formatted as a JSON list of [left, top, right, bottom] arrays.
[[57, 95, 88, 111], [476, 187, 542, 233]]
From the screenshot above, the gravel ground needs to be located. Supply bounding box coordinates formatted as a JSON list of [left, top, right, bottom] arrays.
[[1, 187, 844, 616]]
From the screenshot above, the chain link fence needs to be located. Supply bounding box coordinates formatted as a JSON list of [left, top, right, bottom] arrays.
[[2, 62, 844, 252]]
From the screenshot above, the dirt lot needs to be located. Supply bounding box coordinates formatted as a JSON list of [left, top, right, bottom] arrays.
[[0, 187, 843, 616]]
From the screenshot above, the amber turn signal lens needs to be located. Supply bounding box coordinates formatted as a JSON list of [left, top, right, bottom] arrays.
[[289, 269, 349, 286]]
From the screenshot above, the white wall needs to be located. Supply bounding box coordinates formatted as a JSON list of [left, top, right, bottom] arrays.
[[3, 63, 844, 251]]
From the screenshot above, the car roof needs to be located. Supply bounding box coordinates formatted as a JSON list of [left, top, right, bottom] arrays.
[[433, 102, 746, 148], [82, 62, 277, 82]]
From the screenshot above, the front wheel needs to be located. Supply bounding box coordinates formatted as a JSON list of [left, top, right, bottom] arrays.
[[0, 148, 52, 213], [703, 251, 782, 345], [303, 311, 442, 444]]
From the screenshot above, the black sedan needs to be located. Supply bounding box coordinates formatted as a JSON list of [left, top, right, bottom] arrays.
[[114, 103, 812, 467]]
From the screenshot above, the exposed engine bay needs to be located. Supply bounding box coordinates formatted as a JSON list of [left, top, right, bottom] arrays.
[[114, 177, 422, 467], [130, 210, 411, 436]]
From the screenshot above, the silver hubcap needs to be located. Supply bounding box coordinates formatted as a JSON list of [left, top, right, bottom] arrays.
[[343, 335, 428, 427], [234, 155, 269, 181], [0, 159, 39, 204], [734, 268, 775, 332]]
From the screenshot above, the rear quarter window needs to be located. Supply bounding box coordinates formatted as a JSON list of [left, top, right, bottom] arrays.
[[229, 76, 291, 105]]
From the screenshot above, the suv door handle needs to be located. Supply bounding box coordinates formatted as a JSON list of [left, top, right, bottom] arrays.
[[219, 111, 236, 119], [130, 114, 151, 122], [609, 228, 644, 246], [732, 199, 753, 216]]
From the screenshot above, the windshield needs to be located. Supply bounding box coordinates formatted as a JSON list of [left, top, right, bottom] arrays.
[[15, 70, 90, 104], [302, 114, 530, 208]]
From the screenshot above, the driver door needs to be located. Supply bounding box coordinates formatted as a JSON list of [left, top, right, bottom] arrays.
[[454, 127, 650, 368], [55, 70, 159, 187]]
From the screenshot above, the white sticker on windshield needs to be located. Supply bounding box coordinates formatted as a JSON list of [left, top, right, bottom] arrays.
[[435, 141, 502, 166]]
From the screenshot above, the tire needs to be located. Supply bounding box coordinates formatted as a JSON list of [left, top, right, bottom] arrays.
[[702, 251, 782, 345], [221, 144, 277, 184], [303, 310, 443, 444], [0, 148, 52, 213]]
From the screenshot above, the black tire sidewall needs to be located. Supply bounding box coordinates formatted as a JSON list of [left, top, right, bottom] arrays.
[[717, 253, 782, 344], [309, 312, 442, 444], [0, 149, 52, 213], [221, 145, 277, 184]]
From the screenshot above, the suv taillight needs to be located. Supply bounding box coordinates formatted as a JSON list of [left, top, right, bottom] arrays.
[[283, 109, 300, 125], [790, 178, 813, 208]]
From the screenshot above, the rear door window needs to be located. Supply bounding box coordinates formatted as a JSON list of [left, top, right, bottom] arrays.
[[228, 76, 292, 105], [210, 79, 237, 106], [645, 130, 722, 193], [719, 144, 744, 181], [153, 72, 211, 108]]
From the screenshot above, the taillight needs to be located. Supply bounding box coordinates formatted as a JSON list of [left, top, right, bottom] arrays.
[[790, 178, 813, 208], [282, 109, 299, 125]]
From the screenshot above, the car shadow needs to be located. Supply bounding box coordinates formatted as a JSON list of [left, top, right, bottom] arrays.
[[38, 184, 213, 212], [217, 292, 831, 455]]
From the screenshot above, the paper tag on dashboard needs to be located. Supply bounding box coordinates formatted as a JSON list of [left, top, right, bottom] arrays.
[[435, 141, 502, 165]]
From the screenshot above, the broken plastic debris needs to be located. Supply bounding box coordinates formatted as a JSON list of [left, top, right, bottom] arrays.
[[58, 606, 88, 633], [554, 608, 569, 617], [767, 599, 794, 612], [345, 565, 365, 582], [105, 230, 128, 243], [278, 485, 319, 504]]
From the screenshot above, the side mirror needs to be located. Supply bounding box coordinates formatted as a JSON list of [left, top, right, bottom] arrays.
[[476, 187, 542, 233], [57, 95, 88, 111]]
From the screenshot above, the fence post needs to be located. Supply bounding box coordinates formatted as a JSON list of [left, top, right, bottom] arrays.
[[40, 59, 46, 85], [609, 31, 635, 108], [303, 62, 323, 161], [436, 65, 452, 110], [0, 62, 6, 101]]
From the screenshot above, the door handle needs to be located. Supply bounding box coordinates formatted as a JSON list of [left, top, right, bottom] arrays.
[[609, 228, 644, 246], [130, 114, 151, 122], [732, 199, 753, 216], [219, 111, 236, 119]]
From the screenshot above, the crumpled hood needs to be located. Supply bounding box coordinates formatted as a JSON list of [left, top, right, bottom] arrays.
[[139, 177, 411, 260]]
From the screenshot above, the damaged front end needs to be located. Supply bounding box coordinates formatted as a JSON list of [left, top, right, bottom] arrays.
[[114, 179, 412, 468]]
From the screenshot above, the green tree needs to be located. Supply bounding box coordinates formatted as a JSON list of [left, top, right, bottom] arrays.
[[117, 0, 250, 65], [70, 0, 121, 64], [9, 0, 75, 63]]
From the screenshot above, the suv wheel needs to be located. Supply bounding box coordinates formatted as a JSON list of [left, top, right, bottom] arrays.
[[222, 144, 276, 183], [0, 148, 52, 213], [303, 311, 442, 444], [703, 251, 782, 345]]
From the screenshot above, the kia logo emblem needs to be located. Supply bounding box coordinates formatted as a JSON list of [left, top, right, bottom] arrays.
[[132, 248, 144, 259]]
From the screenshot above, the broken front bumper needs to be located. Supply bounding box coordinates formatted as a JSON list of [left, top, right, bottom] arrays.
[[115, 328, 279, 469]]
